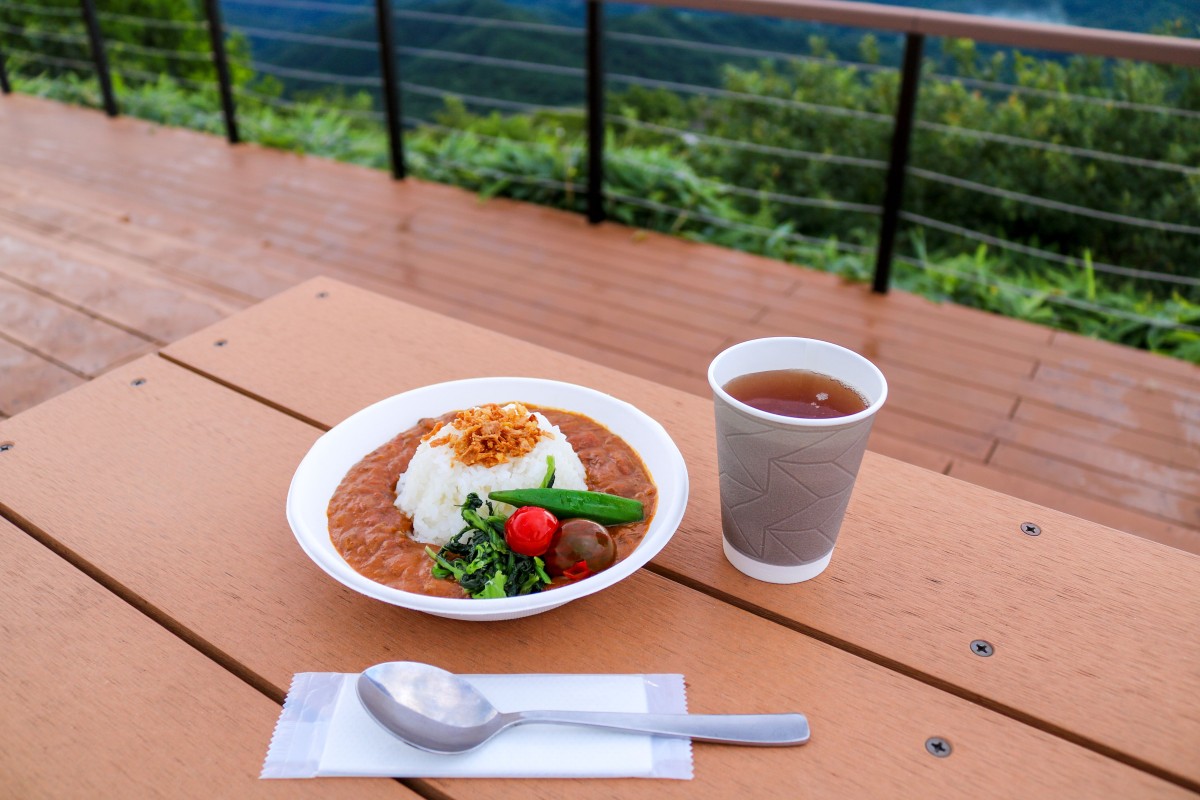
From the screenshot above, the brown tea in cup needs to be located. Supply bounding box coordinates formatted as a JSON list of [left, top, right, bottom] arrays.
[[724, 369, 868, 420]]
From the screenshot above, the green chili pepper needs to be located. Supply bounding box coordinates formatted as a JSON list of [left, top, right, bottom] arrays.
[[487, 488, 644, 526]]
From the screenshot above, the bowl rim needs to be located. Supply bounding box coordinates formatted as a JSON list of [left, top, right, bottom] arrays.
[[286, 377, 689, 616]]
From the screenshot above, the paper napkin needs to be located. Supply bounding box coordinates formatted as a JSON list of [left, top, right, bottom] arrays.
[[262, 671, 693, 779]]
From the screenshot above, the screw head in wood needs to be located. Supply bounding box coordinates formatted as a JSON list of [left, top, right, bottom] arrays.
[[925, 737, 951, 757], [0, 442, 12, 452], [1020, 522, 1041, 536], [971, 639, 994, 657], [214, 339, 228, 347], [131, 378, 146, 387]]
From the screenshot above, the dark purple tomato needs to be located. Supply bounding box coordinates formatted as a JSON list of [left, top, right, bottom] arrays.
[[544, 518, 617, 579]]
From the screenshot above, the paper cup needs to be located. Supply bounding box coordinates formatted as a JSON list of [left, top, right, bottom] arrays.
[[708, 338, 887, 583]]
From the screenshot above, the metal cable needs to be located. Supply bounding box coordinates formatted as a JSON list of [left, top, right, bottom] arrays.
[[246, 59, 381, 86], [907, 166, 1200, 235], [400, 81, 584, 115], [893, 254, 1200, 333], [234, 85, 385, 119], [900, 211, 1200, 286], [107, 41, 214, 61], [607, 30, 893, 74], [431, 157, 585, 193], [5, 47, 92, 69], [225, 24, 376, 50], [221, 0, 371, 13], [928, 72, 1200, 121], [393, 8, 582, 36], [114, 65, 216, 90], [915, 119, 1200, 177], [408, 120, 874, 219], [397, 45, 585, 78], [0, 2, 78, 16], [0, 22, 87, 42], [605, 151, 882, 214], [407, 117, 579, 154], [609, 72, 892, 123], [98, 12, 206, 30], [607, 191, 874, 254], [609, 69, 1195, 175], [607, 115, 889, 170]]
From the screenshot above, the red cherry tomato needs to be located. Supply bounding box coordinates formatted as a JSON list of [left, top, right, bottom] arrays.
[[504, 506, 558, 557], [544, 518, 617, 578]]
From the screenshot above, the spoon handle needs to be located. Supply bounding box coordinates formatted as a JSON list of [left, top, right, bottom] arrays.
[[511, 710, 810, 746]]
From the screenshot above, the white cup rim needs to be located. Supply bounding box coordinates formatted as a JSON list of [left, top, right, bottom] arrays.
[[708, 337, 888, 428]]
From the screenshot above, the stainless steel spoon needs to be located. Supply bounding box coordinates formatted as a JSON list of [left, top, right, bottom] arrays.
[[356, 661, 810, 754]]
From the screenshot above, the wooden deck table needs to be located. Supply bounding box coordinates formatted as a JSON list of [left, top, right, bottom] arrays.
[[1, 277, 1196, 798]]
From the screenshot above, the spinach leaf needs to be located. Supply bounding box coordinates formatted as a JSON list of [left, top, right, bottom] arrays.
[[427, 493, 552, 599]]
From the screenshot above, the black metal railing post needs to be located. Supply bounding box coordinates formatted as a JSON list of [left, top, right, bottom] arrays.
[[585, 0, 605, 223], [873, 32, 924, 294], [0, 46, 11, 94], [203, 0, 239, 144], [79, 0, 117, 116], [375, 0, 405, 179]]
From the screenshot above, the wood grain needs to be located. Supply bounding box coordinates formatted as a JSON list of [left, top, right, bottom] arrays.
[[0, 334, 85, 416], [160, 278, 1200, 786], [0, 516, 415, 800], [0, 355, 1184, 798]]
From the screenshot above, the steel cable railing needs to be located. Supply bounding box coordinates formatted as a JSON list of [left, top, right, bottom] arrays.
[[402, 81, 584, 116], [221, 0, 372, 14], [2, 0, 1197, 347], [0, 1, 76, 15], [97, 12, 207, 31], [227, 25, 376, 50], [927, 72, 1200, 120], [607, 115, 890, 170], [899, 212, 1200, 286], [609, 192, 875, 255], [243, 59, 380, 87], [5, 47, 93, 70], [0, 23, 87, 43], [894, 254, 1200, 334], [906, 167, 1200, 236], [397, 45, 585, 78], [394, 8, 581, 37]]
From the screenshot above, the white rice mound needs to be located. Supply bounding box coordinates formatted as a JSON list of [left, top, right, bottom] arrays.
[[395, 407, 588, 546]]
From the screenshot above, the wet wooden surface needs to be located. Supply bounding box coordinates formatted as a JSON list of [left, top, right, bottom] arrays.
[[0, 349, 1191, 797], [0, 94, 1196, 553]]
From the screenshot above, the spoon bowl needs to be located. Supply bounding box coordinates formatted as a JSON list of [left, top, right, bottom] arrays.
[[357, 662, 810, 754]]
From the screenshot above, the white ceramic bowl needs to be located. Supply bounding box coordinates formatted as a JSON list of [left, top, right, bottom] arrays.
[[286, 377, 689, 621]]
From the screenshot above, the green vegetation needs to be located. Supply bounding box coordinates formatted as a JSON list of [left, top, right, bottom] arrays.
[[4, 0, 1198, 362]]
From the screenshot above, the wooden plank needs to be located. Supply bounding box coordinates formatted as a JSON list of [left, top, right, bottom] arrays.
[[0, 108, 1055, 369], [0, 336, 85, 416], [0, 277, 153, 376], [1047, 328, 1200, 385], [1023, 365, 1200, 441], [989, 444, 1200, 529], [1013, 400, 1197, 471], [0, 225, 239, 343], [0, 516, 414, 799], [161, 278, 1200, 786], [0, 355, 1184, 799], [992, 417, 1200, 501], [861, 430, 953, 474], [947, 459, 1198, 554]]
